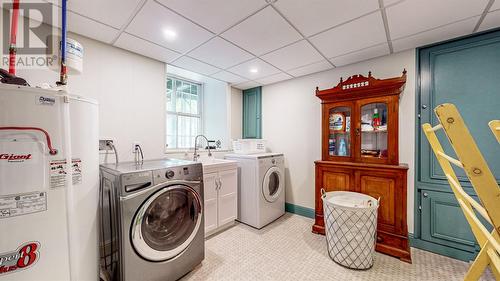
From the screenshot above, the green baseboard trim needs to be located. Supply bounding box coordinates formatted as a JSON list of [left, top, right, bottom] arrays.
[[285, 203, 315, 219], [410, 237, 476, 262]]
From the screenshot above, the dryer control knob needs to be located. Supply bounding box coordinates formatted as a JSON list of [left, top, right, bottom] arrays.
[[165, 170, 175, 179]]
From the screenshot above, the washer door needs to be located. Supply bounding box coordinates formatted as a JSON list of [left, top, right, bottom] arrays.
[[262, 166, 284, 203], [131, 185, 202, 261]]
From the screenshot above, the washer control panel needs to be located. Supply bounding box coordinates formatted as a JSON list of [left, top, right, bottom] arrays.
[[152, 163, 203, 184]]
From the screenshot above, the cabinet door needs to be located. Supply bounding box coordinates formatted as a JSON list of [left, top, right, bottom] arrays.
[[203, 172, 218, 234], [358, 171, 403, 234], [355, 96, 398, 165], [218, 169, 238, 226], [322, 102, 355, 161]]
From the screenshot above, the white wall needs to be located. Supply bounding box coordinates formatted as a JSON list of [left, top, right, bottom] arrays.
[[261, 50, 416, 233], [14, 33, 168, 163], [230, 87, 243, 140]]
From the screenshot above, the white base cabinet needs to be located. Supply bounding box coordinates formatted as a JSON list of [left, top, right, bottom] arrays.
[[203, 168, 237, 237]]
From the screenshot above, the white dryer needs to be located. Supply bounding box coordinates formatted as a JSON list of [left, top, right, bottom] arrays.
[[225, 153, 285, 229]]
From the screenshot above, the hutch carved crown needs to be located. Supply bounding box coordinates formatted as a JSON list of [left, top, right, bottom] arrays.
[[313, 70, 411, 263]]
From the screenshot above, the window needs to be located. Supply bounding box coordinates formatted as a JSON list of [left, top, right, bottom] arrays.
[[166, 77, 202, 150]]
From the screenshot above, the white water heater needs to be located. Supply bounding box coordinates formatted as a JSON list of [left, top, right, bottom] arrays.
[[0, 84, 99, 281]]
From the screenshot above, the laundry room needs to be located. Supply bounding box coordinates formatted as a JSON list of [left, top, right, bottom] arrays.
[[0, 0, 499, 281]]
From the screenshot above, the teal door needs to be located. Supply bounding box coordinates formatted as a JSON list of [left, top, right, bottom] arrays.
[[415, 29, 500, 261], [243, 87, 262, 139]]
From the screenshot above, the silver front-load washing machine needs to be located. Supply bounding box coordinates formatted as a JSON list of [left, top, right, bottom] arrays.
[[99, 159, 204, 281]]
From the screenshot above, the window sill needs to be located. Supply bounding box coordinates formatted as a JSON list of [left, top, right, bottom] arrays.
[[164, 149, 233, 154]]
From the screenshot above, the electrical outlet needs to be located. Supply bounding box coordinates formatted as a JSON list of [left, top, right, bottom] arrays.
[[99, 139, 114, 151], [132, 141, 141, 153]]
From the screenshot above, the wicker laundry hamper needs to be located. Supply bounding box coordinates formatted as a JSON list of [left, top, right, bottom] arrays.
[[321, 189, 379, 269]]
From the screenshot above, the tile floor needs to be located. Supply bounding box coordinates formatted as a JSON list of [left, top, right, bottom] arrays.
[[182, 213, 493, 281]]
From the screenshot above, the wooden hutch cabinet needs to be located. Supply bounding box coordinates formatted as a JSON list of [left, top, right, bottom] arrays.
[[312, 70, 411, 263]]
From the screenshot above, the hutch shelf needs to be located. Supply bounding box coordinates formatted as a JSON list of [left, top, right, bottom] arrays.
[[312, 70, 411, 263]]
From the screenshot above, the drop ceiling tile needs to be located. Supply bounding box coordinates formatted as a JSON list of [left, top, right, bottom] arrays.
[[114, 33, 180, 63], [171, 56, 221, 76], [256, 72, 293, 85], [392, 16, 478, 52], [309, 12, 386, 58], [233, 81, 262, 90], [287, 60, 332, 77], [221, 6, 302, 56], [330, 43, 389, 67], [187, 37, 254, 69], [126, 0, 214, 53], [68, 13, 120, 44], [45, 0, 143, 29], [156, 0, 267, 33], [387, 0, 488, 39], [227, 58, 281, 80], [260, 40, 324, 71], [478, 10, 500, 32], [274, 0, 379, 36], [210, 71, 248, 84]]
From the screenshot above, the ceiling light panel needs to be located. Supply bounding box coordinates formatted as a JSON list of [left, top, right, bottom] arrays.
[[126, 0, 214, 53], [221, 6, 302, 56], [274, 0, 380, 37], [228, 58, 281, 80]]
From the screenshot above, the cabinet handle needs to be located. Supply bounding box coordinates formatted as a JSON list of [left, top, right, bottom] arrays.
[[423, 192, 429, 198], [356, 128, 360, 136], [218, 178, 222, 190]]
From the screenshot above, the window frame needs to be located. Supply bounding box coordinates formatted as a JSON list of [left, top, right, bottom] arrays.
[[165, 74, 204, 152]]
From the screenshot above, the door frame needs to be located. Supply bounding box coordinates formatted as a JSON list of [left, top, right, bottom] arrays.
[[413, 27, 500, 261]]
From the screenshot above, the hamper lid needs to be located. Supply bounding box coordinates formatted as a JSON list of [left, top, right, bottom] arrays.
[[323, 191, 378, 209]]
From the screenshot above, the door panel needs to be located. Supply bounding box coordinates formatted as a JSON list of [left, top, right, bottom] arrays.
[[243, 87, 262, 139], [359, 173, 396, 231], [218, 169, 237, 226], [420, 190, 477, 252], [322, 169, 352, 192], [203, 172, 218, 234]]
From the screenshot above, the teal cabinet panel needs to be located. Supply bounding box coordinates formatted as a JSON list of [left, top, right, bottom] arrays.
[[243, 87, 262, 139], [420, 190, 477, 252], [415, 28, 500, 261]]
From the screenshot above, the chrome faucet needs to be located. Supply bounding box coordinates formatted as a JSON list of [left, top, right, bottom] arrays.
[[193, 135, 212, 162]]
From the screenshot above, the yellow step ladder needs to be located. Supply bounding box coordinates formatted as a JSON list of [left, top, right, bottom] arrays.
[[422, 103, 499, 280]]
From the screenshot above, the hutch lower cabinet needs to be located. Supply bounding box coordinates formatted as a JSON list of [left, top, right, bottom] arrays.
[[312, 71, 411, 262], [313, 161, 411, 262]]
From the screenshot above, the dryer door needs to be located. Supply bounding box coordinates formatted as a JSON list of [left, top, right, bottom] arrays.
[[131, 184, 202, 261], [262, 166, 284, 203]]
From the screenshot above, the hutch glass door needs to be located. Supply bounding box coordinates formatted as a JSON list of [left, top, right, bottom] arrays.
[[360, 102, 388, 161], [328, 106, 352, 158]]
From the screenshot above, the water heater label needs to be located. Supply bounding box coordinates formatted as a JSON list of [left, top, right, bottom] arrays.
[[36, 95, 56, 106], [0, 242, 40, 276], [0, 192, 47, 219], [72, 158, 82, 185], [49, 159, 67, 189]]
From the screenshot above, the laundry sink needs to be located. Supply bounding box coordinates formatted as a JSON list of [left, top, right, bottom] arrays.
[[196, 157, 237, 174]]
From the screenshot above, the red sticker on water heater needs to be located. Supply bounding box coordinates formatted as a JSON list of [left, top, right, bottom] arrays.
[[0, 242, 40, 276]]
